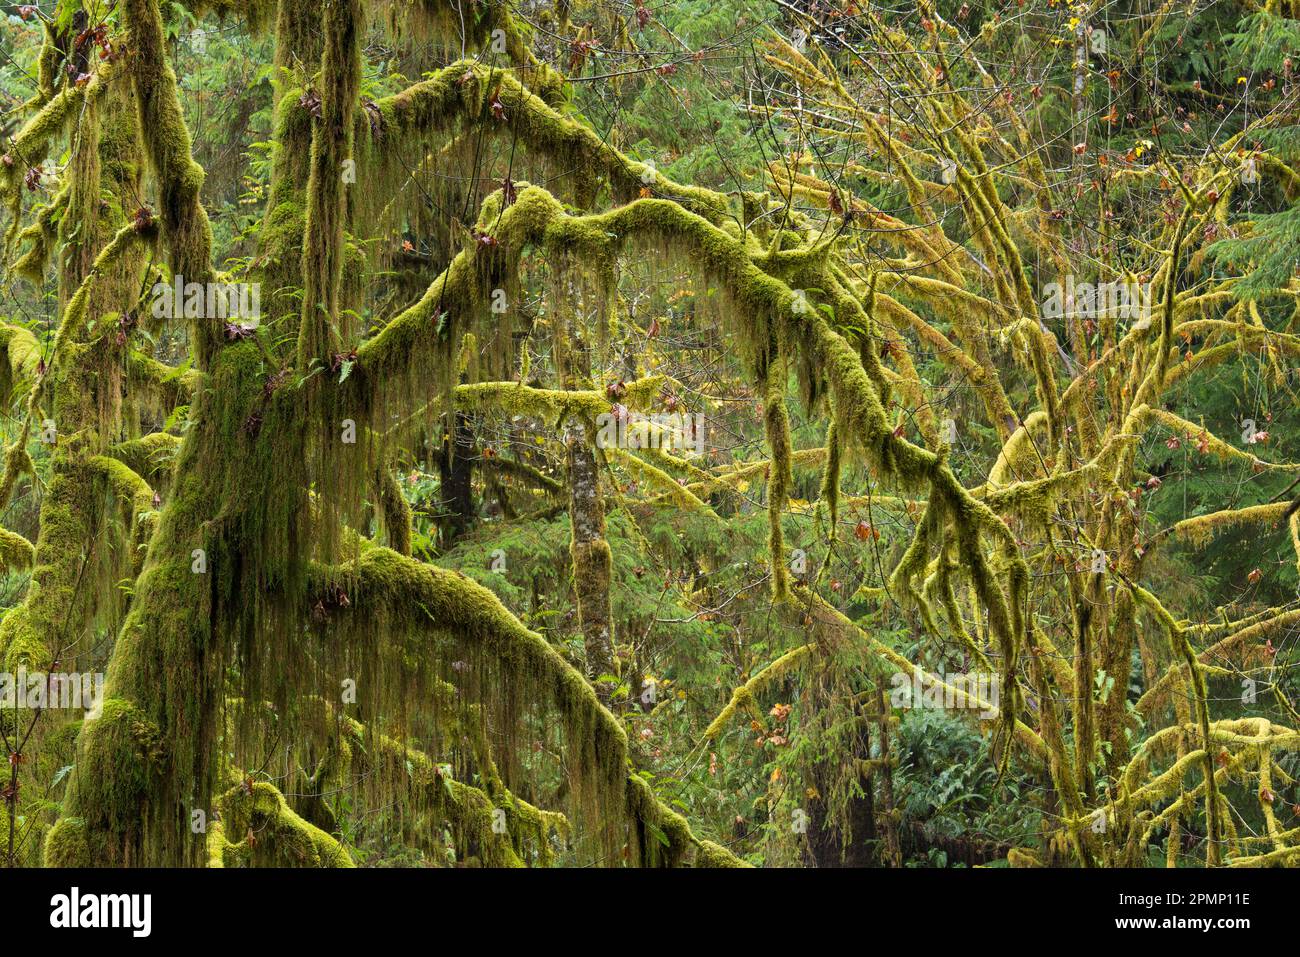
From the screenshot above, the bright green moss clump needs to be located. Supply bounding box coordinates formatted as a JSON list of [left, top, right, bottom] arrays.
[[210, 781, 353, 868]]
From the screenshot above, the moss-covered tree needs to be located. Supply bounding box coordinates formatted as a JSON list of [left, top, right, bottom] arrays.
[[0, 0, 1297, 868]]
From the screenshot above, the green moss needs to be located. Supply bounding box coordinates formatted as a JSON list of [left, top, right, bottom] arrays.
[[694, 839, 749, 868], [625, 774, 691, 868], [43, 817, 93, 868], [111, 432, 182, 486], [0, 525, 35, 571], [818, 412, 841, 534], [128, 352, 202, 411], [0, 436, 34, 514], [375, 465, 412, 556], [341, 714, 566, 867], [0, 76, 107, 203], [0, 453, 104, 672], [176, 0, 276, 28], [365, 63, 729, 222], [763, 353, 793, 599], [122, 0, 218, 363], [45, 698, 164, 866], [9, 186, 67, 284], [705, 645, 813, 740], [296, 0, 360, 368], [605, 447, 717, 516], [298, 544, 741, 866], [54, 338, 309, 865], [456, 377, 664, 421], [212, 781, 353, 868], [0, 323, 40, 397]]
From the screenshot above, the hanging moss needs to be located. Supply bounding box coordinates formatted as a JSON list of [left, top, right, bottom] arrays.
[[373, 465, 413, 556], [361, 63, 729, 223], [128, 353, 202, 413], [326, 711, 569, 867], [296, 0, 360, 368], [0, 323, 40, 409], [52, 337, 309, 865], [122, 0, 219, 363], [0, 77, 109, 206], [0, 452, 103, 673], [18, 0, 1293, 872], [9, 186, 67, 283], [762, 348, 793, 599], [44, 697, 165, 866], [303, 544, 744, 866]]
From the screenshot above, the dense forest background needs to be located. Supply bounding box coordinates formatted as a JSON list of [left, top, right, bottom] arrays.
[[0, 0, 1299, 868]]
